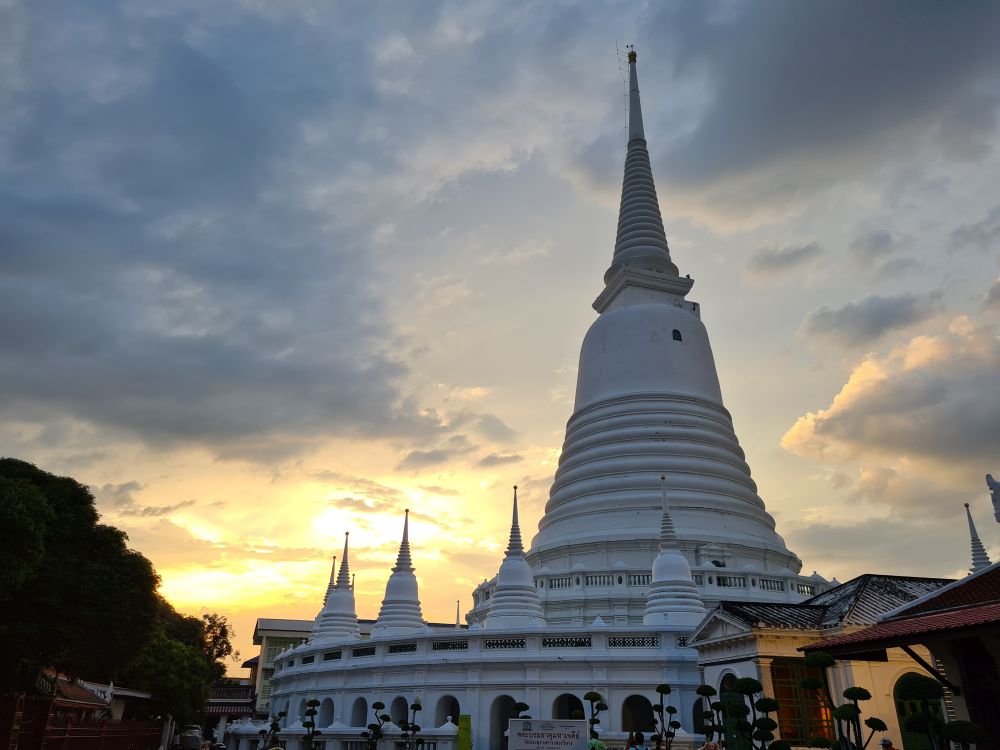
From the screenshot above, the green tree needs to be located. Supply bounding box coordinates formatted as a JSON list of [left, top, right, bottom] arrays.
[[361, 701, 391, 750], [122, 627, 210, 725], [303, 699, 322, 748], [202, 613, 240, 683], [706, 678, 789, 750], [396, 700, 422, 750], [650, 684, 681, 750], [258, 711, 287, 749], [0, 458, 159, 689]]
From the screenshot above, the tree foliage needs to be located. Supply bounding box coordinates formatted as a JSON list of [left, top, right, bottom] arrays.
[[0, 458, 239, 727], [0, 458, 159, 689]]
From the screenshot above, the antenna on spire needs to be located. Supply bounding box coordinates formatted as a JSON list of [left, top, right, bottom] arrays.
[[616, 42, 630, 135]]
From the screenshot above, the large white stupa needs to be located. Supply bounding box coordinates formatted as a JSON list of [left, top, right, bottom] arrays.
[[239, 50, 827, 750]]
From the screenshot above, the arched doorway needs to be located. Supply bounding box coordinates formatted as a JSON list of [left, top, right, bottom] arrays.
[[894, 673, 943, 750], [622, 695, 656, 733], [351, 697, 368, 727], [318, 698, 334, 727], [390, 696, 409, 724], [491, 695, 518, 750], [552, 693, 585, 720], [297, 699, 308, 723], [435, 695, 460, 726]]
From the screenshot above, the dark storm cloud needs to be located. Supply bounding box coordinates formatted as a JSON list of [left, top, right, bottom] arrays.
[[623, 1, 1000, 212], [799, 293, 940, 346], [0, 1, 453, 460], [744, 242, 824, 283]]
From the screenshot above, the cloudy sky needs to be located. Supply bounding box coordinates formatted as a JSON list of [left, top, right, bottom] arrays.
[[3, 0, 1000, 667]]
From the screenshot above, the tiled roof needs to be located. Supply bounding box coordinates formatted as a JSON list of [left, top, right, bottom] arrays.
[[709, 574, 950, 635], [805, 574, 952, 627], [897, 564, 1000, 616], [719, 602, 827, 630], [803, 600, 1000, 653], [55, 679, 107, 708]]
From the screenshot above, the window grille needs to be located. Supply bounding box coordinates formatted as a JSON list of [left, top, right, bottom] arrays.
[[759, 578, 785, 592], [352, 646, 376, 657], [609, 636, 659, 647], [796, 583, 816, 596], [717, 575, 747, 588], [542, 637, 591, 648], [388, 643, 417, 654], [432, 640, 469, 651], [627, 574, 651, 585], [585, 574, 614, 586], [484, 638, 526, 649]]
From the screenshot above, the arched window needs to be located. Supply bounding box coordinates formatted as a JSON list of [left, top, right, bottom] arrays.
[[318, 698, 334, 727], [435, 695, 461, 727], [490, 695, 518, 750], [552, 694, 585, 720], [297, 699, 308, 723], [622, 695, 656, 732], [672, 329, 682, 342], [390, 696, 409, 724], [350, 697, 368, 727]]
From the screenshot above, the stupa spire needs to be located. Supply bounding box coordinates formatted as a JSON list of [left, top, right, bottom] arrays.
[[607, 47, 679, 283], [643, 475, 706, 628], [394, 509, 414, 571], [310, 532, 360, 643], [337, 533, 352, 587], [484, 486, 545, 629], [965, 503, 992, 574], [507, 485, 524, 553], [373, 510, 427, 635], [323, 555, 337, 601]]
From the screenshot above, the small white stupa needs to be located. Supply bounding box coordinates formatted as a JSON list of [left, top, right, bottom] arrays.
[[484, 486, 546, 629], [644, 475, 707, 627], [311, 533, 360, 643], [371, 510, 428, 635], [965, 502, 992, 574]]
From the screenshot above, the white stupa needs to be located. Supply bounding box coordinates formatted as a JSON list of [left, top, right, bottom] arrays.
[[241, 49, 829, 750], [371, 510, 428, 636], [484, 487, 546, 629]]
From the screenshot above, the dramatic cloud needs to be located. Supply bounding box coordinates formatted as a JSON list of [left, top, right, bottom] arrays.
[[951, 205, 1000, 250], [94, 480, 195, 518], [850, 230, 896, 266], [643, 2, 1000, 213], [477, 453, 523, 467], [799, 293, 940, 347], [783, 316, 1000, 473], [744, 242, 824, 284], [397, 435, 477, 471], [985, 279, 1000, 311]]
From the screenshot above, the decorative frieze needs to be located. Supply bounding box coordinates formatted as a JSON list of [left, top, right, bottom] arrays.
[[542, 637, 592, 648], [431, 640, 469, 651], [609, 635, 660, 648], [483, 638, 526, 649]]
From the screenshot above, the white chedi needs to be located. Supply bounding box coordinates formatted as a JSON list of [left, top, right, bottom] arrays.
[[484, 486, 545, 629], [311, 532, 360, 643], [644, 476, 706, 627], [371, 510, 429, 635]]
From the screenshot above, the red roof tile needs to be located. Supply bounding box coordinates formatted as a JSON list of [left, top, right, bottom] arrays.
[[803, 600, 1000, 652]]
